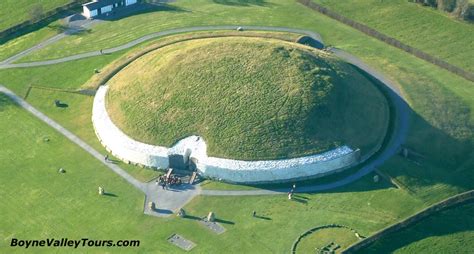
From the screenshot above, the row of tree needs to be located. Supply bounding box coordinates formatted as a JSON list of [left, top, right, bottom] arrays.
[[412, 0, 474, 21]]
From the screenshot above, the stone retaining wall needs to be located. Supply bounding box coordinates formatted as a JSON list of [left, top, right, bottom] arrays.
[[92, 85, 361, 183]]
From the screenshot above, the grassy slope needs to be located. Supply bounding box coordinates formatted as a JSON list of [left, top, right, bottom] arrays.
[[0, 0, 472, 251], [296, 227, 359, 253], [313, 0, 474, 72], [0, 94, 425, 253], [106, 37, 388, 160], [0, 52, 161, 182], [0, 0, 70, 31], [361, 202, 474, 253], [0, 21, 64, 61]]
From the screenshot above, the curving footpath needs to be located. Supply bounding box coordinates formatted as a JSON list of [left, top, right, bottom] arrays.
[[0, 26, 409, 213], [0, 26, 322, 69]]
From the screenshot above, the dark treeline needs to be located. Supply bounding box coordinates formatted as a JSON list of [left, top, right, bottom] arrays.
[[412, 0, 474, 22]]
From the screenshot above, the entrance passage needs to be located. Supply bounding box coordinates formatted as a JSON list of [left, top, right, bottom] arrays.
[[168, 149, 195, 171], [168, 154, 187, 170]]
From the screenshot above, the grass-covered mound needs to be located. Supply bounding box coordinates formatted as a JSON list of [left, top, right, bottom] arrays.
[[106, 37, 389, 160]]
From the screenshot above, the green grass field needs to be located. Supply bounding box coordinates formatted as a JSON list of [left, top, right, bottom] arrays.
[[312, 0, 474, 73], [296, 227, 359, 253], [0, 0, 473, 252], [360, 202, 474, 253], [0, 0, 70, 31], [106, 36, 388, 159], [0, 94, 426, 253]]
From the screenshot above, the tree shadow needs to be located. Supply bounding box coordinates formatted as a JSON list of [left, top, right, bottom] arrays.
[[202, 59, 473, 197], [360, 202, 474, 253], [0, 94, 19, 112], [212, 0, 274, 7]]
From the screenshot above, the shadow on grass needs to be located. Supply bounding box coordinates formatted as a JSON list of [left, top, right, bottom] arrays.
[[202, 60, 473, 196], [215, 218, 235, 225], [359, 202, 474, 253], [0, 94, 19, 112], [103, 192, 118, 197], [255, 215, 272, 220], [182, 214, 203, 221]]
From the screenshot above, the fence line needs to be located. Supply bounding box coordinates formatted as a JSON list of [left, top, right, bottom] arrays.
[[297, 0, 474, 82], [0, 1, 88, 41]]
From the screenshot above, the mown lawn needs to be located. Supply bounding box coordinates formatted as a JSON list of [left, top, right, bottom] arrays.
[[0, 94, 425, 253], [361, 202, 474, 253], [312, 0, 474, 72], [0, 21, 64, 61], [296, 227, 359, 253], [0, 0, 70, 31], [0, 0, 472, 251]]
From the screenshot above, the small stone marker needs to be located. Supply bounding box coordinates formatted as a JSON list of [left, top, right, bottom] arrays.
[[177, 208, 185, 218], [207, 212, 215, 222], [373, 175, 379, 183], [200, 219, 226, 234], [148, 202, 155, 211], [58, 168, 65, 173], [167, 234, 196, 251], [98, 186, 104, 195], [94, 69, 100, 74]]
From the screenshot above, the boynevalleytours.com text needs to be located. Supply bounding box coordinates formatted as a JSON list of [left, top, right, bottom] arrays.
[[10, 238, 140, 249]]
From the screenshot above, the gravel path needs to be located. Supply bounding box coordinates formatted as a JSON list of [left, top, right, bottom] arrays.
[[0, 26, 410, 212], [0, 14, 99, 65], [202, 48, 410, 196], [0, 84, 199, 216], [0, 25, 323, 69], [0, 85, 146, 192]]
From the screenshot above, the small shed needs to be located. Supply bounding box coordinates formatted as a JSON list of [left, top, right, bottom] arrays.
[[82, 0, 138, 19]]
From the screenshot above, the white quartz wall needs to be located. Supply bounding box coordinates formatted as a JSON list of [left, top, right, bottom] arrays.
[[93, 85, 361, 183]]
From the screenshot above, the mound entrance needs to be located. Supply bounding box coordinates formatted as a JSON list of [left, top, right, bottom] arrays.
[[106, 36, 389, 160]]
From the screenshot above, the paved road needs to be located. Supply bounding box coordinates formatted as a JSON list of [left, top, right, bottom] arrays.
[[0, 25, 323, 69], [202, 49, 410, 196], [0, 85, 146, 192], [0, 26, 410, 209], [0, 14, 99, 65], [0, 85, 199, 216]]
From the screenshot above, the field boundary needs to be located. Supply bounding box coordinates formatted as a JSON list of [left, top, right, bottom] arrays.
[[297, 0, 474, 83], [0, 1, 88, 42], [342, 189, 474, 253]]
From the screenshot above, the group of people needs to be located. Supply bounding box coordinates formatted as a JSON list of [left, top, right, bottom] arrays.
[[156, 175, 183, 190]]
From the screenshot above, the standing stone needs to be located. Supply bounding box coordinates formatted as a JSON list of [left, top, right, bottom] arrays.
[[207, 212, 215, 222], [98, 187, 104, 195], [373, 175, 379, 183], [148, 202, 155, 211], [402, 148, 409, 158], [177, 208, 185, 218]]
